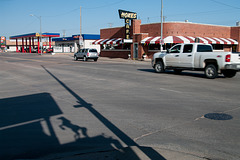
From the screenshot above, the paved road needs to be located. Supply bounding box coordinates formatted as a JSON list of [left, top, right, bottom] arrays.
[[0, 53, 240, 160]]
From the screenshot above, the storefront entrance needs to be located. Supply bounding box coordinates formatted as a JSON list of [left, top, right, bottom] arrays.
[[133, 43, 138, 59]]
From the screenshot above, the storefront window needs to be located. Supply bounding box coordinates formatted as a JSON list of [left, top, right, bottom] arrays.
[[102, 44, 131, 50], [148, 43, 175, 51], [212, 44, 223, 50]]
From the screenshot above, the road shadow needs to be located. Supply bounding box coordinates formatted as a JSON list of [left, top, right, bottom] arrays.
[[0, 66, 167, 159], [0, 93, 128, 160], [42, 65, 166, 160], [58, 116, 89, 140], [0, 93, 62, 159], [138, 69, 225, 79]]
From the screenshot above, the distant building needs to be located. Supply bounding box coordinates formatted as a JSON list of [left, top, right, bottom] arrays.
[[9, 33, 60, 53], [52, 34, 100, 53]]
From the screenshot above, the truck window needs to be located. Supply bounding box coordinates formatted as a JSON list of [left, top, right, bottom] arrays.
[[197, 45, 213, 52], [183, 44, 193, 53], [170, 45, 181, 53]]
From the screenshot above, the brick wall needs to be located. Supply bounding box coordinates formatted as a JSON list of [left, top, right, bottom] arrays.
[[131, 19, 141, 35], [133, 33, 149, 59], [100, 27, 125, 39], [231, 26, 240, 52], [141, 22, 232, 38], [101, 50, 131, 59]]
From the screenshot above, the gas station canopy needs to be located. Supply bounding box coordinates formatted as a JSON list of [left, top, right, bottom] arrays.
[[10, 33, 60, 39], [10, 32, 60, 53]]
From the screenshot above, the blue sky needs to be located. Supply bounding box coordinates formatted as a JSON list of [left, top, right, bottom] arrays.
[[1, 0, 240, 39]]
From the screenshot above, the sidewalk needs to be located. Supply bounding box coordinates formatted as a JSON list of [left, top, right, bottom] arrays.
[[99, 57, 152, 64], [2, 52, 152, 64], [50, 53, 152, 65]]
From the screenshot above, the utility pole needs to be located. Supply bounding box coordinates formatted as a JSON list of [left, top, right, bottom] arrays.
[[63, 30, 66, 37], [79, 6, 83, 50], [30, 14, 42, 55], [160, 0, 163, 52]]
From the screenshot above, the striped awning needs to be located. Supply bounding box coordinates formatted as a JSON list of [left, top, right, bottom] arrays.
[[197, 37, 238, 45], [141, 36, 238, 45], [92, 38, 123, 45]]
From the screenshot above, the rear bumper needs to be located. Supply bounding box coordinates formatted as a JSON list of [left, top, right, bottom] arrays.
[[224, 64, 240, 70], [87, 56, 98, 59]]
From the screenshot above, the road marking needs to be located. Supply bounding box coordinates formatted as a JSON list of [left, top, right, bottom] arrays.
[[223, 106, 240, 113], [159, 88, 182, 93], [0, 56, 60, 64], [0, 118, 44, 131]]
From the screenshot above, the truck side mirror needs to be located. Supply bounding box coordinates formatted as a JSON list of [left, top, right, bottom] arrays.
[[167, 49, 170, 53]]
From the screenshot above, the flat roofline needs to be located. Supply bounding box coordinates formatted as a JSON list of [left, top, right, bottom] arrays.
[[10, 32, 60, 39], [141, 21, 232, 28]]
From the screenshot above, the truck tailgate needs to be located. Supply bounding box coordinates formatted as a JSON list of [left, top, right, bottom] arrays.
[[231, 53, 240, 63]]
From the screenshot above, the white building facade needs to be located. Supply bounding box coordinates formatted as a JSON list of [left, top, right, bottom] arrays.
[[52, 34, 100, 53]]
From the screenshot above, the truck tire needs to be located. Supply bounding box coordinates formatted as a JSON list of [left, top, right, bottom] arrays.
[[222, 70, 237, 78], [155, 61, 165, 73], [205, 64, 218, 79]]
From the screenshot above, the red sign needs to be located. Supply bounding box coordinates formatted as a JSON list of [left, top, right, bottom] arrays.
[[1, 36, 6, 48]]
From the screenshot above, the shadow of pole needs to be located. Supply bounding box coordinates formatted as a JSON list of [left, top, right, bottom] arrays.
[[41, 65, 166, 160]]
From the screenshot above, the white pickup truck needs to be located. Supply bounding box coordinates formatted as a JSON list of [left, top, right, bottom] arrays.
[[152, 43, 240, 79]]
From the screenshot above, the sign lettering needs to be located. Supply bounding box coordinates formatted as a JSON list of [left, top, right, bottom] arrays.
[[119, 10, 137, 39], [119, 10, 137, 20], [125, 19, 131, 39]]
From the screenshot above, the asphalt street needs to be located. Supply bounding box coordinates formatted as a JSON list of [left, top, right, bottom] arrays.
[[0, 53, 240, 160]]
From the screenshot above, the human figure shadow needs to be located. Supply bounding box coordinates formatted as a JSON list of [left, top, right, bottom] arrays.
[[58, 116, 88, 140], [42, 65, 167, 160]]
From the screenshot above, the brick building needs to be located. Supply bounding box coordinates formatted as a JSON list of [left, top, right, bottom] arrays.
[[94, 20, 240, 60]]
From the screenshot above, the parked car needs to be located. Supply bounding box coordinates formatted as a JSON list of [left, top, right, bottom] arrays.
[[74, 48, 98, 62], [46, 48, 53, 53]]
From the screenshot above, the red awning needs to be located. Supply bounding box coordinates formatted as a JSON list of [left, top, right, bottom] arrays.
[[197, 37, 238, 45], [92, 38, 123, 45], [141, 36, 238, 45], [141, 36, 195, 44]]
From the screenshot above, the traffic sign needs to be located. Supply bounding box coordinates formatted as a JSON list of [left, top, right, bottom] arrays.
[[79, 36, 83, 46]]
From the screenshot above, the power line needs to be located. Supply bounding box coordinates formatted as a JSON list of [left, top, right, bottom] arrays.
[[209, 0, 240, 9], [43, 0, 126, 18], [140, 7, 237, 23], [43, 8, 79, 18], [83, 0, 126, 9]]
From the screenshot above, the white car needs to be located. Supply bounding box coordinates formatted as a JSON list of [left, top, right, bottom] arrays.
[[74, 48, 98, 62]]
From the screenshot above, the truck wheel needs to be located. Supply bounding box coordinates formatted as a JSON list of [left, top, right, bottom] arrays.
[[155, 61, 165, 73], [222, 70, 237, 78], [205, 64, 218, 79]]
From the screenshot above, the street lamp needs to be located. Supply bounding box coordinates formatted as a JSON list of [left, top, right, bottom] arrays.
[[30, 14, 42, 55]]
